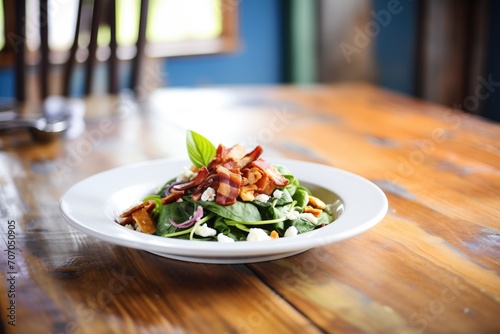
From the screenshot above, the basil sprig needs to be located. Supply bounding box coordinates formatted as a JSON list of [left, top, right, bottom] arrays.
[[186, 130, 216, 168]]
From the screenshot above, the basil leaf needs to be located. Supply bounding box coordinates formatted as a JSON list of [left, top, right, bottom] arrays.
[[186, 130, 216, 168]]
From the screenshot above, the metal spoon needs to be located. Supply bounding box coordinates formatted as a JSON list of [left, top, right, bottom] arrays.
[[0, 96, 85, 142], [0, 116, 69, 142]]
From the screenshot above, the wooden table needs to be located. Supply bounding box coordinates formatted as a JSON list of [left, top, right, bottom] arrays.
[[1, 83, 499, 333]]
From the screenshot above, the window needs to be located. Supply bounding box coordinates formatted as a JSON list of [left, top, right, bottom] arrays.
[[0, 1, 4, 50], [0, 0, 239, 65]]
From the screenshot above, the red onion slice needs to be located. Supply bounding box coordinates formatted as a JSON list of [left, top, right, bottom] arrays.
[[165, 180, 188, 196], [169, 206, 204, 229]]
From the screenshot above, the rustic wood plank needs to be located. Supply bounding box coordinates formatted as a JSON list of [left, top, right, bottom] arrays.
[[230, 84, 500, 333], [250, 218, 500, 333]]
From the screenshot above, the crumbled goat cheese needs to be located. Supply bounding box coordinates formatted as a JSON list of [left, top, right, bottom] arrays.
[[247, 228, 271, 241], [194, 223, 217, 237], [217, 233, 235, 243], [255, 194, 270, 203], [201, 187, 216, 201], [284, 226, 298, 237], [273, 189, 283, 199], [176, 167, 195, 182], [300, 213, 318, 224], [176, 198, 183, 203], [286, 210, 300, 220], [124, 224, 134, 230]]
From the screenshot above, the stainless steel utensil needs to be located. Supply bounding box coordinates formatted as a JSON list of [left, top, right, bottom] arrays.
[[0, 116, 69, 142], [0, 96, 85, 142]]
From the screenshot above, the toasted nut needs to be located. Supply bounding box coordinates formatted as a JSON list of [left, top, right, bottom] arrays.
[[239, 184, 258, 202], [308, 195, 326, 210], [304, 205, 323, 217]]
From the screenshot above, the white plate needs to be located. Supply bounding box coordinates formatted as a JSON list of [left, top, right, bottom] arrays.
[[60, 158, 388, 264]]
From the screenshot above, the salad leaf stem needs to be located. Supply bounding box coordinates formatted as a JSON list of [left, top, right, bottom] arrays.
[[233, 223, 250, 232], [162, 212, 215, 238], [226, 217, 287, 226], [189, 212, 216, 240], [162, 229, 192, 238], [225, 201, 297, 226]]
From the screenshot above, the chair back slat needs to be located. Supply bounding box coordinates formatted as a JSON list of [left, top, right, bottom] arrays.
[[63, 0, 84, 97], [10, 0, 150, 102], [13, 1, 26, 102], [39, 0, 49, 99], [130, 0, 150, 92], [108, 0, 119, 94], [84, 0, 103, 96]]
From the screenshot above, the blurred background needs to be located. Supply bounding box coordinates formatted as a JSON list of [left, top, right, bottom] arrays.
[[0, 0, 499, 122]]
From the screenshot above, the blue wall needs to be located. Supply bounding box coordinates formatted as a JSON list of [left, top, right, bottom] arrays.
[[373, 0, 418, 96], [0, 68, 14, 105], [483, 0, 500, 122], [162, 0, 284, 87]]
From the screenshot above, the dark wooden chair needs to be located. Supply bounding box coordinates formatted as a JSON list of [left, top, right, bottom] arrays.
[[11, 0, 149, 103], [293, 0, 492, 118]]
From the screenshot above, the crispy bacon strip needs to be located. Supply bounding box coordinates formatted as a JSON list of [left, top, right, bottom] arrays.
[[225, 144, 248, 164], [160, 191, 183, 205], [236, 145, 263, 169], [119, 144, 289, 217], [119, 200, 155, 219], [215, 165, 241, 205], [118, 200, 155, 225], [132, 208, 156, 234], [208, 144, 227, 171], [191, 174, 219, 201], [251, 159, 289, 187], [209, 144, 261, 171], [172, 166, 210, 191]]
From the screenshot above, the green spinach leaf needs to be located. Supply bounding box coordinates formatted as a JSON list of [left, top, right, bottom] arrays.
[[194, 199, 262, 222], [156, 201, 197, 236], [293, 188, 309, 209]]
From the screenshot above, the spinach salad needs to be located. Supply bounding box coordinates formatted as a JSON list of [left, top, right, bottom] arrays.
[[118, 130, 335, 242]]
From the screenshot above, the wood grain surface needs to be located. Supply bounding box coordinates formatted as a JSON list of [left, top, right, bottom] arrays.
[[1, 83, 499, 334]]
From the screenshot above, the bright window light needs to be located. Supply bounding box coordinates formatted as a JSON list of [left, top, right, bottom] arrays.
[[147, 0, 222, 43], [0, 1, 4, 50], [1, 0, 225, 57]]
